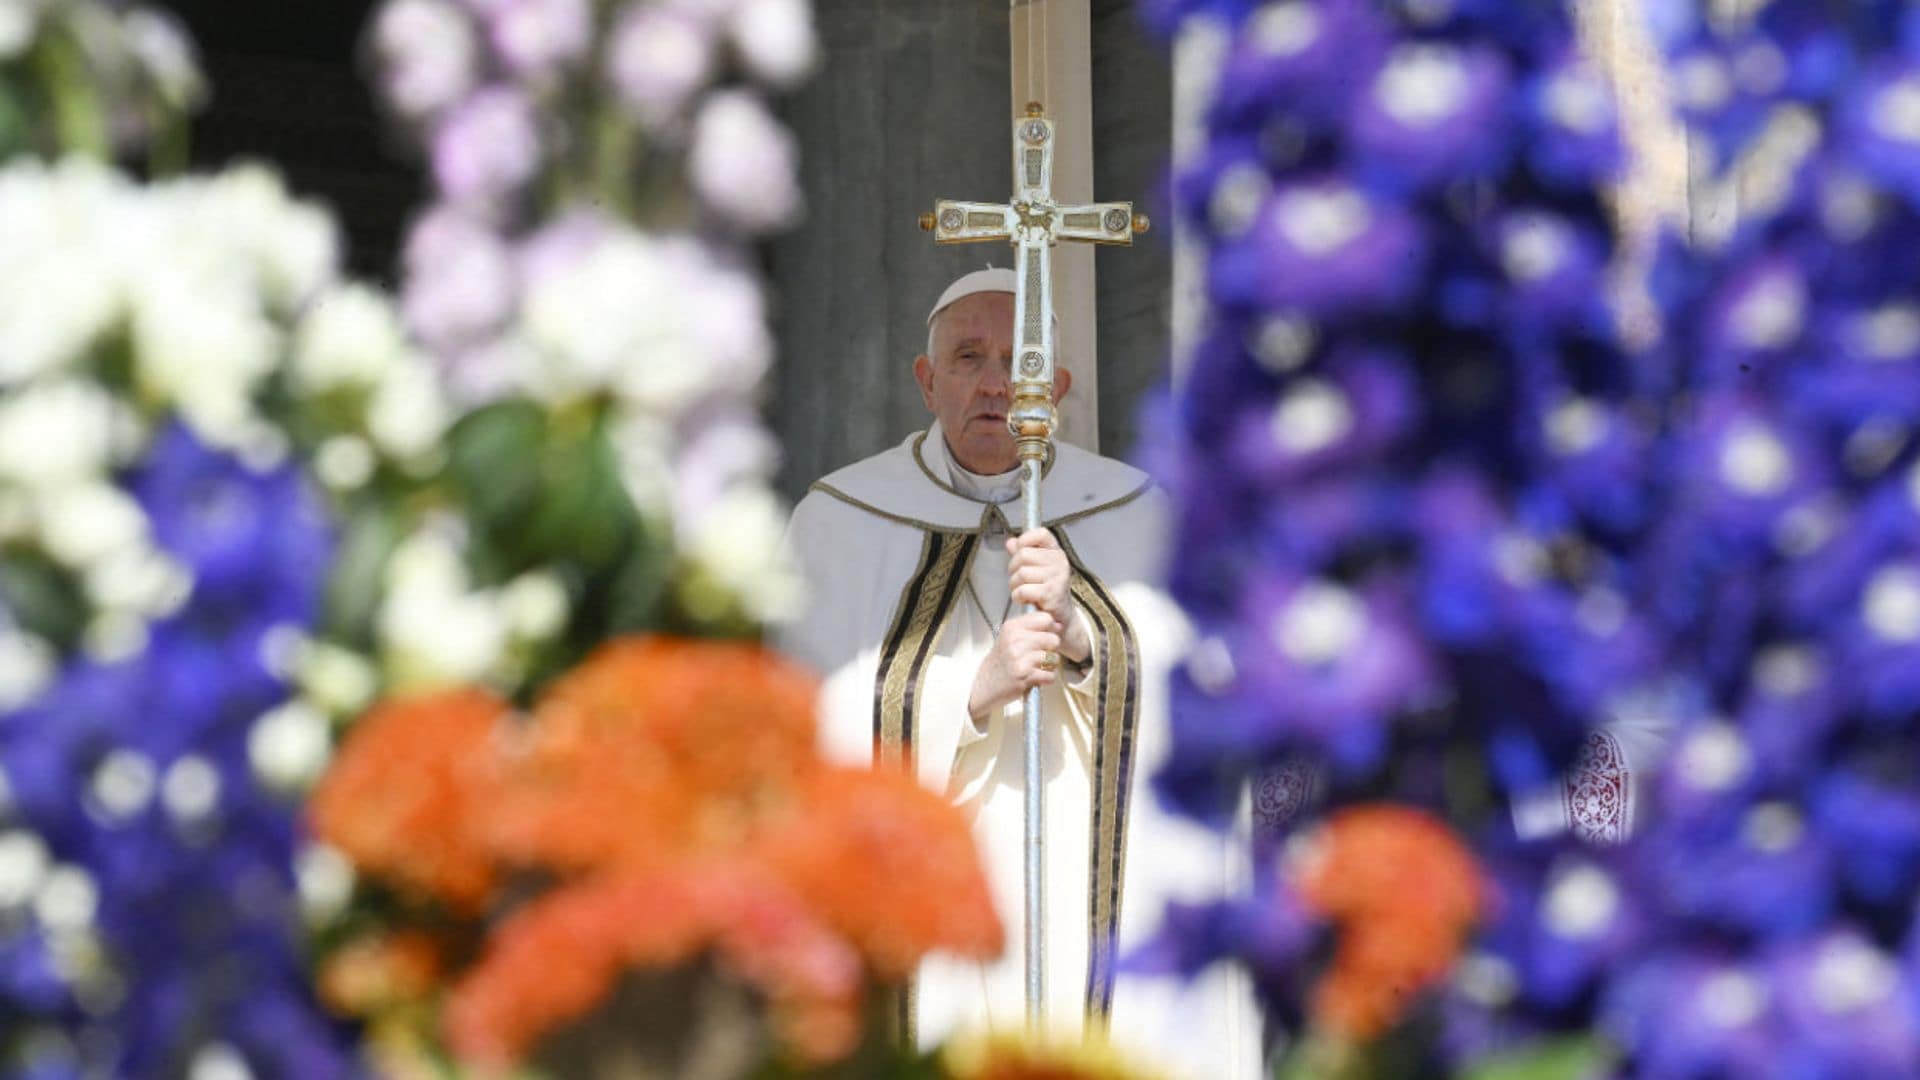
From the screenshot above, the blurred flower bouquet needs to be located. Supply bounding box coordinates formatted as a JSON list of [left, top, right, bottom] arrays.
[[310, 635, 1002, 1074], [1147, 0, 1920, 1074], [0, 0, 853, 1073], [0, 7, 395, 1063]]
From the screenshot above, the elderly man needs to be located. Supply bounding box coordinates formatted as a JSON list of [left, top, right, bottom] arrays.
[[776, 269, 1258, 1075]]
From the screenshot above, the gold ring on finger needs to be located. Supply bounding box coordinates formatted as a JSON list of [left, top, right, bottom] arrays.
[[1037, 651, 1060, 671]]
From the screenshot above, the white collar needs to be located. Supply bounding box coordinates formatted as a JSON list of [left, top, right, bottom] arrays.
[[926, 428, 1022, 505], [807, 420, 1156, 533]]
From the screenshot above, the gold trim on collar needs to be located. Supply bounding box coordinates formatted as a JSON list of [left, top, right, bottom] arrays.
[[812, 456, 1156, 535], [808, 481, 974, 535]]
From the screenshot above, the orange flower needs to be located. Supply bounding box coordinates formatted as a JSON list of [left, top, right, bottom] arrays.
[[758, 766, 1004, 980], [318, 930, 445, 1017], [442, 862, 863, 1068], [308, 689, 509, 911], [485, 637, 820, 874], [1290, 804, 1484, 1041], [312, 635, 1001, 1071]]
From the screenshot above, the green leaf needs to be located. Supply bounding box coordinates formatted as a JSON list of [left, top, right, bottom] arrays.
[[520, 414, 635, 571], [1464, 1036, 1608, 1080], [0, 552, 86, 652], [445, 400, 548, 566], [32, 28, 109, 158], [320, 497, 404, 643]]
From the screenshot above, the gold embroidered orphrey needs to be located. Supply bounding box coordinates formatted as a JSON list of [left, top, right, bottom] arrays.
[[917, 101, 1148, 1030]]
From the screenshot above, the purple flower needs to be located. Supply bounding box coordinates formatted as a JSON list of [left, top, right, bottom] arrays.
[[372, 0, 480, 119], [1640, 787, 1835, 939], [1487, 211, 1611, 339], [1347, 42, 1513, 192], [1830, 555, 1920, 722], [1733, 642, 1843, 785], [1697, 256, 1814, 384], [1521, 390, 1653, 533], [1211, 177, 1425, 318], [1477, 847, 1643, 1012], [487, 0, 591, 82], [607, 4, 715, 127], [1232, 571, 1439, 771], [687, 89, 800, 232], [1673, 394, 1829, 544], [401, 203, 517, 351], [1839, 63, 1920, 209], [1603, 952, 1783, 1077], [431, 85, 541, 208], [1225, 348, 1419, 483], [131, 426, 331, 625], [1521, 51, 1623, 188], [1811, 769, 1920, 907], [0, 428, 351, 1076], [1210, 0, 1388, 131], [1771, 930, 1920, 1077]]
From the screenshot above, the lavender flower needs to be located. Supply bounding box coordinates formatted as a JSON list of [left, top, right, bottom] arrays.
[[372, 0, 480, 118], [607, 4, 715, 126], [487, 0, 592, 83], [430, 85, 541, 208], [687, 89, 800, 232], [400, 203, 517, 351]]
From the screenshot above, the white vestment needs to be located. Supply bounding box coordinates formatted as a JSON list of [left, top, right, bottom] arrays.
[[776, 423, 1261, 1079]]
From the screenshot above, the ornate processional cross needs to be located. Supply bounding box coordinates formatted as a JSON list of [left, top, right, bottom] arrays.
[[919, 101, 1147, 1030]]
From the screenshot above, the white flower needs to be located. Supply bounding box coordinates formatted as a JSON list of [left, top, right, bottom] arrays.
[[379, 525, 509, 686], [122, 8, 206, 110], [129, 273, 277, 445], [0, 630, 55, 711], [161, 755, 222, 823], [187, 1043, 254, 1080], [88, 750, 156, 821], [608, 411, 674, 517], [688, 90, 800, 232], [197, 166, 339, 310], [248, 701, 332, 792], [0, 830, 50, 908], [82, 611, 148, 663], [314, 435, 377, 489], [34, 865, 98, 934], [294, 283, 405, 391], [684, 487, 802, 622], [0, 161, 129, 382], [293, 639, 379, 716], [295, 844, 355, 923], [37, 483, 149, 570], [729, 0, 816, 87], [82, 546, 192, 618], [0, 378, 120, 487], [500, 570, 569, 640], [0, 3, 37, 60], [521, 228, 771, 419], [366, 357, 451, 461]]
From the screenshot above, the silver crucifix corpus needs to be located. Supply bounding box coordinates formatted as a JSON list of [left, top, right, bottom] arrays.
[[918, 101, 1147, 1031]]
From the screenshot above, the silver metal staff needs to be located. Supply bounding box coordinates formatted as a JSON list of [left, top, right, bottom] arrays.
[[920, 101, 1147, 1030]]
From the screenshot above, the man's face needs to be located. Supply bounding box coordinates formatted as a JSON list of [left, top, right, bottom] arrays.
[[913, 291, 1069, 475]]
